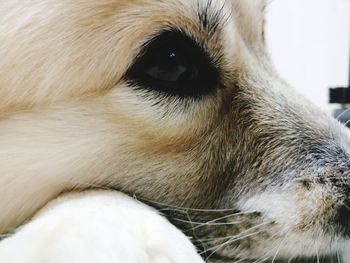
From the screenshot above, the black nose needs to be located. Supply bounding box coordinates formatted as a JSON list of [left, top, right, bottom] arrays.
[[334, 203, 350, 237]]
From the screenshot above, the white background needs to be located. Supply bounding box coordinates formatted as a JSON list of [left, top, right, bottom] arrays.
[[265, 0, 350, 112]]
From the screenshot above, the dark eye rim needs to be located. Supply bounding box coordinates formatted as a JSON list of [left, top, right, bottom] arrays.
[[125, 30, 221, 98]]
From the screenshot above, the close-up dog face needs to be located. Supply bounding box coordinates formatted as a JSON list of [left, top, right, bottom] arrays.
[[0, 0, 349, 262]]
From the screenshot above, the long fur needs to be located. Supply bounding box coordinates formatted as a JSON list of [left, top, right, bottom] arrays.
[[0, 0, 349, 262]]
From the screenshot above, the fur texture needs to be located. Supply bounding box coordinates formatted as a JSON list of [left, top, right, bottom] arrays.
[[0, 0, 349, 262]]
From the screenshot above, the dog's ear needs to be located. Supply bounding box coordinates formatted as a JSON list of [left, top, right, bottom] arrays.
[[230, 0, 266, 46]]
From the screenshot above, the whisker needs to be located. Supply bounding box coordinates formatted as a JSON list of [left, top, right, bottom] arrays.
[[271, 231, 290, 263], [53, 180, 254, 216], [46, 180, 259, 224], [181, 209, 208, 254], [344, 119, 350, 127], [251, 246, 278, 263], [336, 108, 350, 120], [180, 212, 253, 233], [203, 227, 266, 255], [315, 244, 320, 263], [199, 221, 271, 247], [160, 206, 253, 215], [173, 217, 241, 226], [336, 250, 341, 263], [201, 221, 273, 262], [251, 231, 290, 263], [142, 198, 244, 212], [251, 251, 271, 263], [205, 228, 267, 261]]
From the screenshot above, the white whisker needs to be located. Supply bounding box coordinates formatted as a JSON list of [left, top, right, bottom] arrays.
[[182, 209, 208, 254], [173, 217, 241, 226], [271, 231, 290, 263], [205, 228, 267, 261], [336, 250, 341, 263], [344, 119, 350, 127], [53, 179, 257, 215], [199, 221, 271, 245], [181, 212, 251, 232], [315, 244, 320, 263], [202, 221, 273, 261], [336, 108, 350, 120], [139, 197, 241, 212], [287, 256, 294, 263], [251, 231, 290, 263]]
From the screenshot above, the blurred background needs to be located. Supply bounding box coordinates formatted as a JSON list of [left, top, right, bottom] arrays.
[[265, 0, 350, 112]]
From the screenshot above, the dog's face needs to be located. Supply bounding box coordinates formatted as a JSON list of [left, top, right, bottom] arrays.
[[1, 0, 350, 261]]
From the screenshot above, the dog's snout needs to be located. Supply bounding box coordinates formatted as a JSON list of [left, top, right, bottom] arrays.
[[301, 169, 350, 237]]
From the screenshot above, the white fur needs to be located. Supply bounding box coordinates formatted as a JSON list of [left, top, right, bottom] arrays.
[[0, 191, 204, 263], [239, 190, 346, 258]]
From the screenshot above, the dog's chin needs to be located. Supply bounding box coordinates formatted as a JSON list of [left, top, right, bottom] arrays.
[[197, 198, 348, 261], [162, 206, 340, 262], [219, 181, 350, 261], [203, 216, 345, 262], [239, 185, 350, 261], [155, 189, 347, 262], [254, 229, 344, 260]]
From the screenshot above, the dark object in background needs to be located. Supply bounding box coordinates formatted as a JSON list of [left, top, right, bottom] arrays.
[[329, 32, 350, 127]]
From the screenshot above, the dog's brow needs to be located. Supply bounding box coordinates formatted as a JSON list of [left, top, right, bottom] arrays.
[[197, 0, 228, 34]]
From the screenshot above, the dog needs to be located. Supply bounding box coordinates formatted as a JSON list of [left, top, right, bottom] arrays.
[[0, 0, 349, 262]]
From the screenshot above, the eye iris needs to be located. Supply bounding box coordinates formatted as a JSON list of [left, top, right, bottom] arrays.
[[145, 50, 189, 82]]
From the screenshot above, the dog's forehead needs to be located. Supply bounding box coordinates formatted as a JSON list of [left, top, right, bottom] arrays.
[[127, 0, 266, 54], [111, 0, 267, 58], [52, 0, 267, 56], [0, 0, 267, 112], [101, 0, 266, 35], [143, 0, 266, 30]]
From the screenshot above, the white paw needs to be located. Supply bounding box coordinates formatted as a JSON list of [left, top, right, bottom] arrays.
[[0, 191, 204, 263]]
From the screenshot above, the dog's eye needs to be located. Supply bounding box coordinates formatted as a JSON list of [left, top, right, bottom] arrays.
[[126, 31, 219, 98]]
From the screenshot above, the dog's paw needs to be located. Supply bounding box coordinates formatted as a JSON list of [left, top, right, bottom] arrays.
[[0, 191, 204, 263]]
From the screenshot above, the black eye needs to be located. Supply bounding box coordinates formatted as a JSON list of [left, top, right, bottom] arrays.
[[126, 31, 220, 98]]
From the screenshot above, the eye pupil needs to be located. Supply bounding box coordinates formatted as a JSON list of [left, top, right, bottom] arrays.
[[145, 50, 189, 82]]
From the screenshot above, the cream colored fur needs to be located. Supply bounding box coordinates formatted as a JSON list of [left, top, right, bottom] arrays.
[[0, 0, 349, 262]]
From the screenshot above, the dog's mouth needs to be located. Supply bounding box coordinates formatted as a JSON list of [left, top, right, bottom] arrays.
[[143, 197, 346, 262], [172, 209, 344, 262]]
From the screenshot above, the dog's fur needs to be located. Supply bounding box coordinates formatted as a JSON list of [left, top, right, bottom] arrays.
[[0, 0, 350, 262]]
